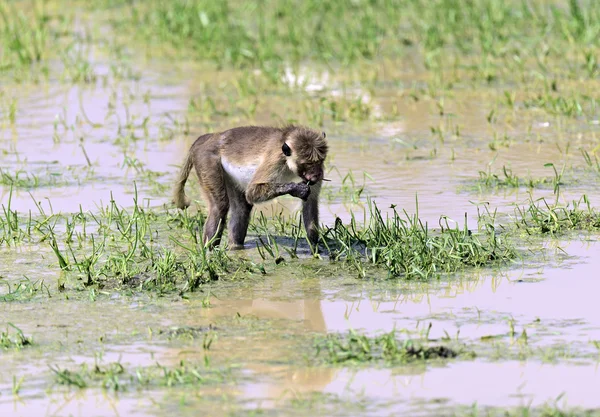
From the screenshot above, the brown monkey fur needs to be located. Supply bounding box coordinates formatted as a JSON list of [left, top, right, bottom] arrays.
[[173, 125, 328, 249]]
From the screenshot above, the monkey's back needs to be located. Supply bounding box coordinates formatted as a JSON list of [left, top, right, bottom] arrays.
[[218, 126, 283, 163]]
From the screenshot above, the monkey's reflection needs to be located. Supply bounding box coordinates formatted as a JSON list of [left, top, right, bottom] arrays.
[[216, 277, 337, 400], [152, 253, 338, 403]]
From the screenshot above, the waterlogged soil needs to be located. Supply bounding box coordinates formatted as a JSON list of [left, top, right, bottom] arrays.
[[3, 6, 600, 417]]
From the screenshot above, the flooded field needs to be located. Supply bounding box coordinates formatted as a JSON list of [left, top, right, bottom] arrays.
[[2, 1, 600, 416]]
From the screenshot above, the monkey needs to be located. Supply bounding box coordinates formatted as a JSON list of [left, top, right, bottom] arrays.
[[173, 125, 328, 250]]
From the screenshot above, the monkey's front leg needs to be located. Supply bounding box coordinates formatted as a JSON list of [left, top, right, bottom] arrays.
[[246, 182, 310, 204], [302, 182, 321, 247]]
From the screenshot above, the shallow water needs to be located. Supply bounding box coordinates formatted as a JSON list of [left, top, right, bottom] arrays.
[[2, 239, 600, 416]]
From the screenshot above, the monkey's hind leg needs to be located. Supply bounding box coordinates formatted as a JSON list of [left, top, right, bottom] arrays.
[[196, 159, 229, 248], [225, 181, 253, 250]]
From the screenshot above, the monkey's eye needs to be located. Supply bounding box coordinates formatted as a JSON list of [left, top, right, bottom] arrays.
[[282, 143, 292, 157], [322, 131, 326, 139]]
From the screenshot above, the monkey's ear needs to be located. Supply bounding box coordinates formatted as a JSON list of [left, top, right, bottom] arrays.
[[282, 143, 292, 157], [322, 131, 326, 139]]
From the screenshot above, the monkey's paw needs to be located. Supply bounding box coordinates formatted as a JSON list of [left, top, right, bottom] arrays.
[[291, 183, 311, 201]]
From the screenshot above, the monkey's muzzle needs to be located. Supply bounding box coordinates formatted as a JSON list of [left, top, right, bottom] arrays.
[[304, 176, 322, 186], [300, 165, 324, 185]]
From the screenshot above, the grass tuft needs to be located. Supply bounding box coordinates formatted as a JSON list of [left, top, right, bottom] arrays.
[[322, 199, 517, 279], [513, 195, 600, 235], [477, 165, 553, 190], [50, 359, 232, 390], [315, 329, 468, 365], [0, 324, 32, 350]]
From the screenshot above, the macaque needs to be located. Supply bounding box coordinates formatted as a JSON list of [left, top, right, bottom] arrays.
[[173, 125, 328, 249]]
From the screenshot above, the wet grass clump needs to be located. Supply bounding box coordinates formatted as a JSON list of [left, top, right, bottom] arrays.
[[477, 165, 554, 190], [475, 162, 566, 192], [0, 278, 49, 302], [0, 324, 32, 350], [47, 201, 260, 293], [0, 167, 68, 189], [50, 359, 232, 390], [315, 330, 466, 365], [323, 200, 517, 279], [514, 195, 600, 235], [1, 188, 265, 293], [159, 325, 217, 347], [0, 188, 32, 246]]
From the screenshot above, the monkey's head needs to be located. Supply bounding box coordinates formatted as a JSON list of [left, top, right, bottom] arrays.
[[282, 126, 328, 185]]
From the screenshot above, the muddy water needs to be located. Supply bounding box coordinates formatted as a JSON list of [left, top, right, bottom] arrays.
[[205, 241, 600, 412], [3, 240, 600, 416]]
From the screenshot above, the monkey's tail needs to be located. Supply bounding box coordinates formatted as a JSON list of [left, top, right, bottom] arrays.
[[173, 150, 194, 209]]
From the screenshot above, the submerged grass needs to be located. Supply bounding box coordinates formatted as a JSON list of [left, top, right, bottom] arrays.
[[475, 161, 566, 192], [0, 324, 32, 350], [234, 397, 598, 417], [315, 329, 468, 365], [0, 167, 70, 189], [477, 165, 554, 190], [50, 359, 232, 390], [454, 404, 600, 417], [0, 277, 49, 302]]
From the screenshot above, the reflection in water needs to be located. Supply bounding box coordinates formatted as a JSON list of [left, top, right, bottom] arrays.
[[202, 278, 339, 400], [205, 278, 328, 332]]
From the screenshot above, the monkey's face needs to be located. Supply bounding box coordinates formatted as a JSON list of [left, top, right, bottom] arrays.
[[282, 131, 327, 185]]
